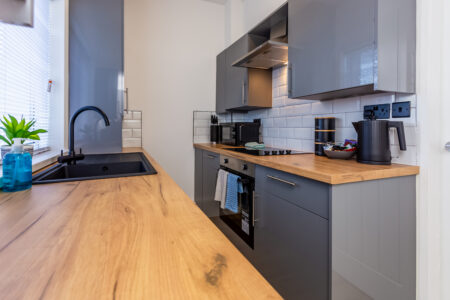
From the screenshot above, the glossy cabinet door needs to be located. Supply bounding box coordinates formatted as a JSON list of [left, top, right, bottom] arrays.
[[254, 192, 329, 300], [0, 0, 33, 27], [254, 166, 330, 299], [202, 151, 220, 217], [194, 149, 203, 208], [331, 176, 416, 300], [225, 36, 250, 111], [225, 34, 267, 111], [69, 0, 123, 153], [216, 50, 227, 114], [288, 0, 376, 99]]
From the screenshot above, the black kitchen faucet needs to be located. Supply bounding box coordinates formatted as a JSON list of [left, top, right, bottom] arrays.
[[58, 106, 110, 165]]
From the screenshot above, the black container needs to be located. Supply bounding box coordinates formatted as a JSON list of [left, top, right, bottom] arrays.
[[315, 131, 335, 143], [352, 120, 406, 165], [315, 143, 326, 156], [315, 117, 336, 156], [210, 125, 222, 143], [315, 117, 336, 130]]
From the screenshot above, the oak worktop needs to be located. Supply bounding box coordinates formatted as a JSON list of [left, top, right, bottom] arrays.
[[194, 143, 419, 184], [0, 148, 280, 300]]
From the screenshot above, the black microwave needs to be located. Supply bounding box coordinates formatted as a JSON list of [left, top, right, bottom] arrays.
[[220, 122, 260, 146]]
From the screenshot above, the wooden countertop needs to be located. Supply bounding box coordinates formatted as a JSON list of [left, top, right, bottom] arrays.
[[194, 143, 420, 185], [0, 148, 280, 300]]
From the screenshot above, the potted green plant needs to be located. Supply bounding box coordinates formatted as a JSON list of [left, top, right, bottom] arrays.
[[0, 115, 47, 159]]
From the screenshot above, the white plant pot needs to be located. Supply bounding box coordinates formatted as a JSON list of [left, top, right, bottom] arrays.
[[1, 145, 34, 160]]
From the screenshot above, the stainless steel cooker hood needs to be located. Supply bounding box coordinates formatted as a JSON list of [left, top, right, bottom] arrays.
[[232, 40, 288, 70]]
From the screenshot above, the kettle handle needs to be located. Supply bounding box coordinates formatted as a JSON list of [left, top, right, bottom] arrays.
[[388, 121, 407, 151]]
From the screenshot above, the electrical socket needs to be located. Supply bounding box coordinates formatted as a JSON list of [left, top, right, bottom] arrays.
[[364, 104, 391, 119], [392, 101, 411, 118]]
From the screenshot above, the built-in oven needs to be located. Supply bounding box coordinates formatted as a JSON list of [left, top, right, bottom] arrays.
[[219, 155, 255, 248]]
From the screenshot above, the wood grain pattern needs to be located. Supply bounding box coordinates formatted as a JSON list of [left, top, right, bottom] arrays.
[[194, 143, 420, 185], [0, 148, 280, 300]]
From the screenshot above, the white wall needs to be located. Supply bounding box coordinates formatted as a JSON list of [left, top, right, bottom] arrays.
[[225, 0, 245, 46], [242, 0, 286, 32], [124, 0, 225, 199]]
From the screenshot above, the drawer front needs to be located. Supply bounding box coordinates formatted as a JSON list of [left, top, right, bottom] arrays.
[[202, 151, 219, 166], [255, 166, 329, 219]]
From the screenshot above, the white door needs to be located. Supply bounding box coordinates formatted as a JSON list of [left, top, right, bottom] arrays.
[[417, 0, 450, 299]]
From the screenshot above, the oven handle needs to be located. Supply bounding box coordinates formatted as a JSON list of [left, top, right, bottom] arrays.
[[252, 192, 257, 226], [267, 175, 296, 187], [238, 125, 243, 143]]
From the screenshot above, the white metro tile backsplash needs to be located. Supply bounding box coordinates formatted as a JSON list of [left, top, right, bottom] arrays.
[[193, 66, 418, 165], [122, 110, 142, 148], [247, 66, 418, 165]]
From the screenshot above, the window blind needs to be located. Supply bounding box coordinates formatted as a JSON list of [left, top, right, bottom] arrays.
[[0, 0, 50, 150]]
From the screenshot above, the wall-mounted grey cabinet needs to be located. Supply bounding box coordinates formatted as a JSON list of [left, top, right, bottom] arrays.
[[0, 0, 33, 27], [216, 50, 227, 114], [70, 0, 124, 153], [288, 0, 416, 100], [216, 34, 273, 114]]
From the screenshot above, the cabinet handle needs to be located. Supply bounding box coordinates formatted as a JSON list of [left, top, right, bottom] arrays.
[[124, 88, 129, 112], [446, 142, 450, 151], [252, 193, 256, 226], [242, 81, 246, 104], [267, 175, 296, 187], [288, 63, 293, 98], [207, 155, 216, 159]]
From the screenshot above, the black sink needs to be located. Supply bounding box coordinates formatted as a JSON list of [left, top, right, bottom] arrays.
[[32, 152, 157, 184]]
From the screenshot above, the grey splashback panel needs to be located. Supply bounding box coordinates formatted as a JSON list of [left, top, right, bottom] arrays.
[[69, 0, 123, 154]]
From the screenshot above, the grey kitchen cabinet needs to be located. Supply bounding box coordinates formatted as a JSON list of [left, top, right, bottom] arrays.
[[194, 149, 203, 207], [194, 149, 220, 217], [254, 166, 330, 300], [288, 0, 416, 100], [70, 0, 124, 153], [331, 176, 416, 300], [0, 0, 33, 27], [215, 34, 273, 113], [216, 50, 227, 114], [202, 151, 220, 217], [253, 165, 416, 300], [194, 148, 416, 299]]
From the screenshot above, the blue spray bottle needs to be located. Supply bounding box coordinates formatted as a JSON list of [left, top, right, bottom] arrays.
[[2, 138, 32, 192]]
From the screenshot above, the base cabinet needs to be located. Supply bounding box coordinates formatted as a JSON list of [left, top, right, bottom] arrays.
[[254, 166, 330, 300], [194, 150, 416, 300], [254, 192, 329, 299], [194, 149, 220, 217], [202, 151, 220, 217]]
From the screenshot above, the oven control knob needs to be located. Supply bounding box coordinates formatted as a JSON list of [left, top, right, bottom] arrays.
[[242, 164, 248, 171], [279, 150, 285, 155], [272, 150, 278, 155], [264, 150, 270, 155], [224, 158, 229, 164], [286, 150, 292, 155]]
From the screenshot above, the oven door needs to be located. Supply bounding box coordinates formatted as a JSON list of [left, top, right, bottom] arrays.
[[220, 124, 236, 145], [219, 166, 255, 248]]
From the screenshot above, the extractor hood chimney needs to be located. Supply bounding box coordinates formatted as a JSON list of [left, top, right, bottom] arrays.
[[232, 19, 288, 70]]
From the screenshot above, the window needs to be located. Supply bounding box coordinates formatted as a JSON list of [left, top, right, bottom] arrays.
[[0, 0, 51, 151]]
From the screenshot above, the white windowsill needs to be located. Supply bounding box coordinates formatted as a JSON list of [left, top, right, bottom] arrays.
[[31, 150, 65, 173], [0, 150, 65, 177]]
